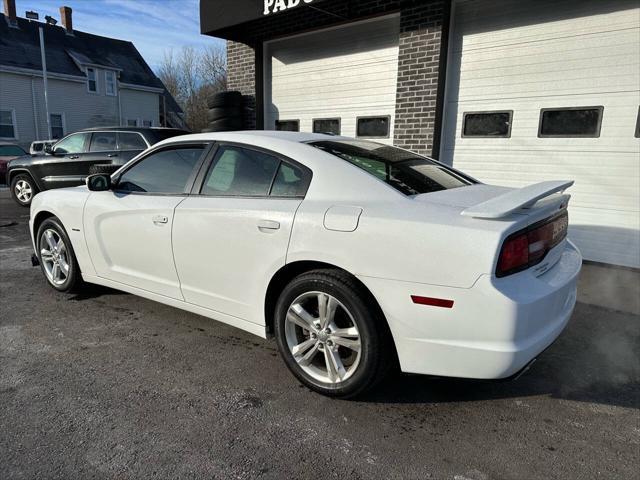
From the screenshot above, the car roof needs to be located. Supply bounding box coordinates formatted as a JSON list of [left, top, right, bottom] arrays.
[[79, 126, 188, 133], [156, 130, 347, 145]]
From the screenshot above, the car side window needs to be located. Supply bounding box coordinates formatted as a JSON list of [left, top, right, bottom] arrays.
[[201, 146, 280, 196], [270, 162, 308, 197], [89, 132, 117, 152], [116, 146, 204, 194], [118, 132, 147, 151], [53, 133, 89, 154]]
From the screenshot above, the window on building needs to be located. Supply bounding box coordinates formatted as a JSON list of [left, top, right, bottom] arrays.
[[313, 118, 341, 135], [275, 120, 299, 132], [356, 116, 390, 138], [118, 132, 147, 151], [89, 132, 117, 152], [462, 111, 512, 137], [86, 67, 97, 93], [142, 120, 152, 127], [50, 114, 64, 139], [116, 146, 205, 194], [105, 70, 116, 96], [0, 110, 16, 139], [538, 106, 603, 138], [201, 146, 280, 197], [126, 119, 139, 127]]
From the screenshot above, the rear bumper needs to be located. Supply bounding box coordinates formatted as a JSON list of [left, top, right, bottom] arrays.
[[358, 240, 582, 379]]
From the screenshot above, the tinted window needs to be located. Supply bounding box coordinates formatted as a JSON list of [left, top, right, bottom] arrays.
[[54, 133, 89, 154], [202, 146, 279, 196], [118, 132, 147, 150], [116, 147, 204, 194], [50, 114, 64, 139], [87, 68, 97, 92], [539, 107, 603, 137], [311, 140, 474, 196], [89, 132, 117, 152], [462, 111, 512, 137], [0, 145, 26, 156], [313, 118, 340, 135], [275, 120, 299, 132], [357, 116, 390, 138], [0, 110, 15, 138], [270, 162, 308, 197]]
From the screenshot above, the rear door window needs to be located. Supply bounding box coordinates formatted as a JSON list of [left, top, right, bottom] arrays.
[[118, 132, 147, 151], [89, 132, 117, 152]]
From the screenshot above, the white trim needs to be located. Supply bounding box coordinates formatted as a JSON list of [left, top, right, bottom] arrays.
[[119, 82, 164, 94], [105, 70, 117, 96], [86, 67, 98, 94], [49, 112, 66, 139], [0, 108, 18, 140], [0, 65, 85, 83]]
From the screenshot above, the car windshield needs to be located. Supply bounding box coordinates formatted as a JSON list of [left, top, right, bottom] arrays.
[[309, 140, 475, 195], [0, 145, 26, 156]]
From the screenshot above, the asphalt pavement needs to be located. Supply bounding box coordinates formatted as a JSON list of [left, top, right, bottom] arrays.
[[0, 188, 638, 479]]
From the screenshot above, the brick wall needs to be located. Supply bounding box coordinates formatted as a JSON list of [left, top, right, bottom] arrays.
[[222, 0, 448, 155]]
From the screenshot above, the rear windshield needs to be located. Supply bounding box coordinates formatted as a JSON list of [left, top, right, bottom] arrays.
[[310, 140, 474, 195], [0, 145, 26, 156]]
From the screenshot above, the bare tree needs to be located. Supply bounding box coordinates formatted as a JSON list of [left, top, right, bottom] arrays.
[[157, 45, 227, 132]]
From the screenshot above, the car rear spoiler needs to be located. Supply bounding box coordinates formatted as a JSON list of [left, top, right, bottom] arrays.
[[461, 180, 574, 219]]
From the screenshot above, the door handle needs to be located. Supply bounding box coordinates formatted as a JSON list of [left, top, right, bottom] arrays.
[[257, 219, 280, 232], [152, 215, 168, 225], [68, 155, 79, 159], [107, 153, 118, 158]]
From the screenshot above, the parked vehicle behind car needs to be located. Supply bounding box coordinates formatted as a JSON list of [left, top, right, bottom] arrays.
[[0, 143, 27, 185], [29, 140, 56, 156], [7, 126, 188, 206], [28, 131, 582, 398]]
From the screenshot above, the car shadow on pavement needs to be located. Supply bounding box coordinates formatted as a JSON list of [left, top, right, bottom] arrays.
[[67, 284, 123, 301], [359, 302, 640, 410]]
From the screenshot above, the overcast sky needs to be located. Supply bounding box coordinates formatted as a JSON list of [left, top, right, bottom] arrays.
[[16, 0, 225, 70]]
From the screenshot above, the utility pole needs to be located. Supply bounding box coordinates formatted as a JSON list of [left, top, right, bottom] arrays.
[[39, 24, 52, 140]]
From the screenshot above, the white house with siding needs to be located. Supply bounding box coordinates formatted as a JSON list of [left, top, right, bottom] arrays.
[[0, 2, 184, 150]]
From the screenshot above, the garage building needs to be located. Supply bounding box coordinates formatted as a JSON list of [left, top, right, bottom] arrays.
[[200, 0, 640, 268]]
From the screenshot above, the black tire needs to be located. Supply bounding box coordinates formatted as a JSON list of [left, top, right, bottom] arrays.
[[36, 217, 83, 293], [10, 173, 39, 207], [88, 164, 120, 175], [274, 269, 394, 398], [207, 91, 243, 109], [209, 116, 244, 131], [207, 106, 243, 123]]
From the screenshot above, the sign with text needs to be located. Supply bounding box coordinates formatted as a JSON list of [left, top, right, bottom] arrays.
[[264, 0, 315, 16]]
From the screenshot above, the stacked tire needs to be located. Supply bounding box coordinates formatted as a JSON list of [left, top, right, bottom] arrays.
[[203, 91, 244, 132]]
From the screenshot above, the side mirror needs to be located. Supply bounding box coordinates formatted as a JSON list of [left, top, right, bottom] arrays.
[[86, 174, 112, 191], [44, 143, 54, 155]]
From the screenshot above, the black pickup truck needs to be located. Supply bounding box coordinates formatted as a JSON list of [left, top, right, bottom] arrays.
[[7, 126, 187, 206]]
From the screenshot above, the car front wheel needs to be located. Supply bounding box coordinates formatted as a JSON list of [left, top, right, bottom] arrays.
[[36, 217, 82, 292], [11, 173, 39, 207], [274, 269, 394, 398]]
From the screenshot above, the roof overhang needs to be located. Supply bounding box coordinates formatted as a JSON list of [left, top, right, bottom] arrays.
[[200, 0, 328, 39]]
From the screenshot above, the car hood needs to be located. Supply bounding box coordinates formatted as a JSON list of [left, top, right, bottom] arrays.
[[7, 154, 36, 168]]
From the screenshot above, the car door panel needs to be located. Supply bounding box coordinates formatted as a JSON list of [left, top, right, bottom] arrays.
[[83, 192, 185, 299], [172, 197, 301, 323]]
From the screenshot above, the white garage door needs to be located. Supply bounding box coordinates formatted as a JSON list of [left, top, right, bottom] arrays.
[[264, 15, 399, 144], [441, 0, 640, 267]]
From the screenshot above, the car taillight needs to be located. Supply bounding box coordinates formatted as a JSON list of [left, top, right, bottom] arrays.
[[496, 211, 568, 277]]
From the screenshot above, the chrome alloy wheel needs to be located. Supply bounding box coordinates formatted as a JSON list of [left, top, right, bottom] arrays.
[[15, 179, 33, 203], [284, 291, 362, 384], [39, 229, 70, 286]]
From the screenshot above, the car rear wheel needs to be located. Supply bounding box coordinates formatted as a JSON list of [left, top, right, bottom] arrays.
[[37, 217, 82, 293], [11, 174, 38, 207], [274, 269, 393, 398]]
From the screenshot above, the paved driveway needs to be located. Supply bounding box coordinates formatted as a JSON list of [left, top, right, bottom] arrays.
[[0, 189, 638, 479]]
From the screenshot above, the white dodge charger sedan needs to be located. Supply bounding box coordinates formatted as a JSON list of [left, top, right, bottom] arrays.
[[29, 131, 582, 397]]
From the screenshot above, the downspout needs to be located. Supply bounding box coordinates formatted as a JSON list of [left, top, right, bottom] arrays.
[[117, 75, 122, 125], [31, 76, 40, 140]]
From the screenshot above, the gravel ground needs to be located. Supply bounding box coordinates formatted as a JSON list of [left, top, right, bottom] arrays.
[[0, 189, 638, 479]]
